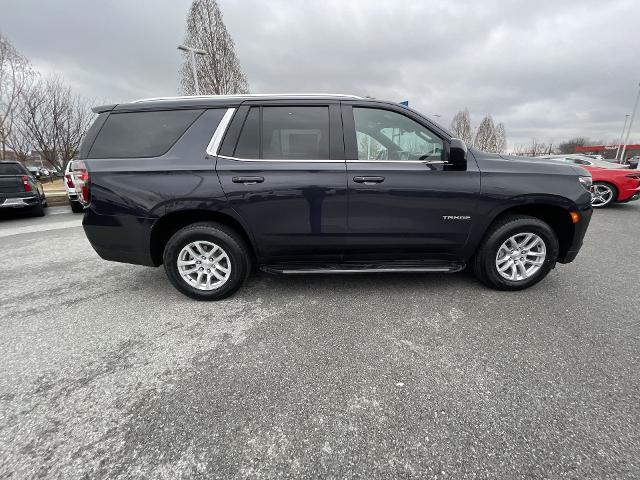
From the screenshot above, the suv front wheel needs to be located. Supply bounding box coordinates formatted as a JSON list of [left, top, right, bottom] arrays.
[[472, 215, 559, 290], [163, 222, 251, 300]]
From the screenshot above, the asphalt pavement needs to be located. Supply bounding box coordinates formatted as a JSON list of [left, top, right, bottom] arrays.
[[0, 204, 638, 479]]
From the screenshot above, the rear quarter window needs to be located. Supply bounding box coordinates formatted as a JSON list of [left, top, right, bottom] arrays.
[[88, 109, 204, 158]]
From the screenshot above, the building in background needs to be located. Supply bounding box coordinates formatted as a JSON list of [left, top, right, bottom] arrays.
[[576, 144, 640, 161]]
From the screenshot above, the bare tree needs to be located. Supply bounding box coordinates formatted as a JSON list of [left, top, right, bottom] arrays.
[[180, 0, 249, 95], [19, 76, 93, 172], [5, 112, 33, 162], [512, 139, 549, 156], [449, 108, 474, 145], [0, 34, 33, 160], [557, 137, 589, 154], [474, 114, 497, 152], [57, 94, 93, 169], [495, 122, 507, 153]]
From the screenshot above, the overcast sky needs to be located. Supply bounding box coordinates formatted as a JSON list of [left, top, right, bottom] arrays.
[[2, 0, 640, 148]]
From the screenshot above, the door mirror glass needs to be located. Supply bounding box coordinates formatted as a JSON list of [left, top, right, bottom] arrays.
[[449, 138, 468, 171]]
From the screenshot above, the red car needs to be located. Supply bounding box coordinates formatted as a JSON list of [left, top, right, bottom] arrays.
[[585, 166, 640, 208]]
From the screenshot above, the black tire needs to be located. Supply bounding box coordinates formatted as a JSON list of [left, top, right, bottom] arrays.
[[163, 222, 251, 300], [70, 200, 84, 213], [30, 200, 45, 217], [590, 182, 617, 208], [472, 215, 559, 291]]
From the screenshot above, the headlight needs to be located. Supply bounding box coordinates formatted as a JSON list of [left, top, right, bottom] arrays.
[[578, 176, 592, 190]]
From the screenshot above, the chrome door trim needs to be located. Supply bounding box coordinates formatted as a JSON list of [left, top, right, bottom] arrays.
[[347, 159, 448, 165], [206, 108, 236, 156], [217, 154, 345, 163]]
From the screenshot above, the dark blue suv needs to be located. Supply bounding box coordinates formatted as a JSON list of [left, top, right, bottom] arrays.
[[74, 94, 592, 300]]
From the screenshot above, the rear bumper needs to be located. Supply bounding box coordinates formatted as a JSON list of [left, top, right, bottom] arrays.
[[559, 206, 592, 264], [0, 195, 39, 208], [618, 189, 640, 203], [82, 208, 155, 266]]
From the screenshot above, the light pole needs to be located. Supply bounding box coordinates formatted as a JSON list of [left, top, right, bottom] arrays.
[[615, 114, 630, 162], [619, 82, 640, 164], [177, 44, 208, 95]]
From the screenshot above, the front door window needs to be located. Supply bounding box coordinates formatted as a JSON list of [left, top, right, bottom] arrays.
[[353, 107, 443, 163]]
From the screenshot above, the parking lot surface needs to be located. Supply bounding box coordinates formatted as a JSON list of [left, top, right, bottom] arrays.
[[1, 205, 639, 479]]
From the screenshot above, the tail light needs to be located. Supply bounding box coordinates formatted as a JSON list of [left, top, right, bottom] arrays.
[[65, 174, 75, 188], [21, 175, 32, 192], [72, 160, 90, 205]]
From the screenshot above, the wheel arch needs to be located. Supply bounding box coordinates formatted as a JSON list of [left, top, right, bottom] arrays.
[[482, 203, 577, 263], [149, 209, 257, 267]]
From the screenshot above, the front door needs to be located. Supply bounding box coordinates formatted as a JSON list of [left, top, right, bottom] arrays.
[[342, 103, 480, 260], [216, 103, 347, 261]]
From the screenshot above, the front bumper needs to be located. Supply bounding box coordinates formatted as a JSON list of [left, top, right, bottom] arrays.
[[559, 205, 593, 264]]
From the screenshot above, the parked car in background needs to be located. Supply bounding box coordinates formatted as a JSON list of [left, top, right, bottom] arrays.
[[585, 167, 640, 208], [626, 156, 640, 169], [0, 161, 47, 216], [74, 94, 592, 300], [64, 161, 83, 213], [539, 155, 628, 169], [27, 166, 41, 179]]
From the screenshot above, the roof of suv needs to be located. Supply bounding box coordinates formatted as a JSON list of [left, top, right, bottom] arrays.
[[95, 94, 366, 113]]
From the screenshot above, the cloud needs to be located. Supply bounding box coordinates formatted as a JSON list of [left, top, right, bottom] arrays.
[[2, 0, 639, 147]]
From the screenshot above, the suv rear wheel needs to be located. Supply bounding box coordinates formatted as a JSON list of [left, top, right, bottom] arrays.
[[163, 222, 250, 300], [472, 215, 559, 290]]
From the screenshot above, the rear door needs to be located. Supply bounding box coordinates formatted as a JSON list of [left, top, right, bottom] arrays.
[[342, 102, 480, 259], [216, 101, 347, 261]]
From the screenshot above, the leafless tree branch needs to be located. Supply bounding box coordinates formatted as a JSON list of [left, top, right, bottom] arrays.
[[0, 34, 34, 159], [179, 0, 249, 95]]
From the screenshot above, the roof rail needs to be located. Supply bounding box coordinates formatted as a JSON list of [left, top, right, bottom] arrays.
[[132, 93, 362, 103]]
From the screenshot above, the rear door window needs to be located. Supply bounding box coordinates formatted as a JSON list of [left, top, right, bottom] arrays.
[[88, 109, 204, 158], [262, 107, 330, 160]]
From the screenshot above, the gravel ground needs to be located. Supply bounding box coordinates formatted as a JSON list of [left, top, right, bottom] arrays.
[[0, 204, 638, 479]]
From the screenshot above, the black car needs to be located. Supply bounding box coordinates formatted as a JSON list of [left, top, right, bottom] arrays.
[[0, 161, 47, 217], [74, 94, 592, 300]]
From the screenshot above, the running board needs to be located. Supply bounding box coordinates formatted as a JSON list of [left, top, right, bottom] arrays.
[[261, 261, 465, 275]]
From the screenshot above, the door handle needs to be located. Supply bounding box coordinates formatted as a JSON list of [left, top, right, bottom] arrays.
[[232, 176, 264, 184], [353, 176, 385, 184]]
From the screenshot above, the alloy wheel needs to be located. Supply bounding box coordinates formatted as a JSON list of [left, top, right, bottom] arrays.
[[495, 232, 546, 282], [590, 184, 614, 207], [177, 240, 231, 290]]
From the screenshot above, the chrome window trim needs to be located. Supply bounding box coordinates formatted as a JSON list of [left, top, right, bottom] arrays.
[[216, 156, 446, 164], [218, 155, 344, 163], [206, 108, 236, 156]]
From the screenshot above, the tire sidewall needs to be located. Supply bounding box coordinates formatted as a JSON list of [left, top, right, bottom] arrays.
[[481, 219, 559, 290], [31, 200, 45, 217], [163, 225, 248, 300], [70, 200, 84, 213]]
